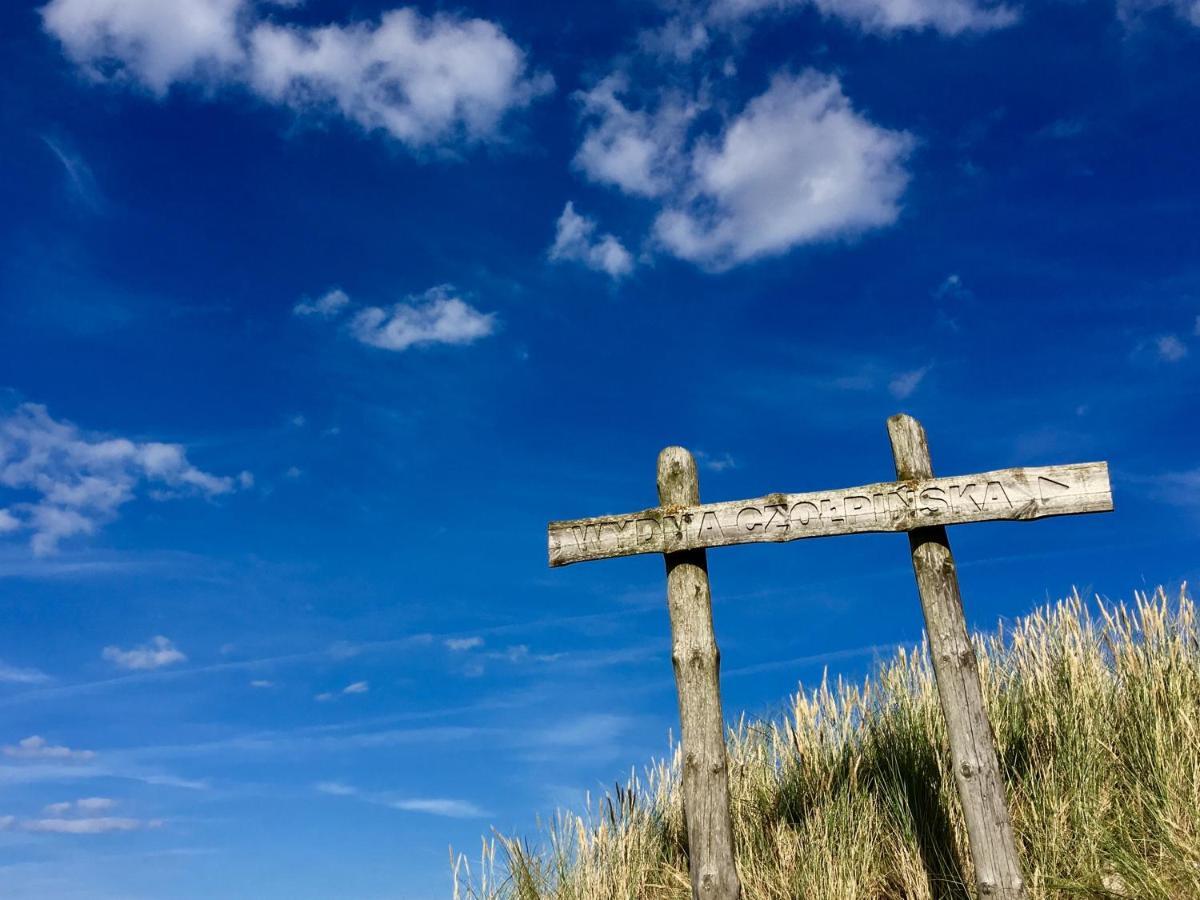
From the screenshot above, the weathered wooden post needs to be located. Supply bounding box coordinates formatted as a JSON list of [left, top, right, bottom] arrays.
[[658, 447, 742, 900], [888, 414, 1027, 898], [547, 417, 1112, 900]]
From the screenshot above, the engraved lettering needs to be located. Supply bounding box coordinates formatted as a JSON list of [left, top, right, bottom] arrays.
[[763, 504, 790, 533], [790, 501, 820, 527], [886, 489, 915, 513], [820, 498, 844, 523], [661, 515, 685, 544], [950, 483, 984, 510], [736, 506, 763, 532], [697, 511, 723, 541], [920, 486, 949, 514], [984, 481, 1012, 509], [571, 524, 604, 548], [635, 517, 660, 545], [843, 494, 873, 521]]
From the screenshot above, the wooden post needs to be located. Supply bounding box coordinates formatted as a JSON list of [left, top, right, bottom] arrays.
[[657, 447, 742, 900], [887, 414, 1028, 899]]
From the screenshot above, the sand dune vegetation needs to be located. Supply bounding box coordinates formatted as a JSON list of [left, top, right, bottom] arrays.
[[455, 586, 1200, 899]]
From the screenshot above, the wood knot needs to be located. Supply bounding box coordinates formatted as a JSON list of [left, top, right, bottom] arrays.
[[959, 761, 977, 778]]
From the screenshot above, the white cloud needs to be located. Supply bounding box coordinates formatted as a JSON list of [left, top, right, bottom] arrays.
[[292, 288, 350, 319], [42, 136, 103, 210], [349, 287, 495, 352], [444, 637, 484, 652], [41, 0, 244, 93], [0, 403, 242, 555], [389, 798, 486, 818], [315, 781, 357, 796], [1156, 334, 1188, 362], [2, 736, 95, 761], [314, 691, 335, 702], [712, 0, 1018, 33], [696, 451, 737, 472], [888, 364, 930, 398], [653, 72, 913, 270], [76, 797, 116, 812], [102, 636, 187, 670], [22, 816, 144, 833], [1118, 0, 1200, 26], [249, 679, 275, 688], [342, 681, 369, 695], [41, 1, 552, 151], [44, 797, 115, 815], [574, 73, 696, 197], [933, 273, 972, 301], [548, 202, 634, 279], [0, 660, 51, 684]]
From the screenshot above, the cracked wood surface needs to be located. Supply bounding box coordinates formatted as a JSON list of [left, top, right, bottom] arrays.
[[889, 414, 1029, 900], [549, 461, 1112, 567]]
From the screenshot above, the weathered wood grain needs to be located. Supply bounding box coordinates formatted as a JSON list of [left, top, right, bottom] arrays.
[[658, 447, 742, 900], [549, 461, 1112, 567], [889, 414, 1028, 900]]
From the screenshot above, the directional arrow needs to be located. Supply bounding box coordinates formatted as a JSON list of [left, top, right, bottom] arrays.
[[1038, 476, 1071, 500]]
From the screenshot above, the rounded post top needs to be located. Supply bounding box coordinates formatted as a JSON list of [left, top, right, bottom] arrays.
[[657, 446, 700, 505], [887, 413, 933, 480]]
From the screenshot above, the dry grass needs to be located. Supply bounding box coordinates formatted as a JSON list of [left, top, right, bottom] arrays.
[[454, 586, 1200, 899]]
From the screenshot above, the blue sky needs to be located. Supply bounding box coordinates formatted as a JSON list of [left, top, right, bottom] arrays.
[[0, 0, 1198, 895]]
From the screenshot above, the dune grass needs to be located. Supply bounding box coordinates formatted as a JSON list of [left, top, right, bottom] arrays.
[[453, 586, 1200, 899]]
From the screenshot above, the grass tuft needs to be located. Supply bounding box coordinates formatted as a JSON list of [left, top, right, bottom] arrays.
[[454, 586, 1200, 899]]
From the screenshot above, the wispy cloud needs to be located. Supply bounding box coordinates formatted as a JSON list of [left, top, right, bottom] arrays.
[[103, 636, 187, 671], [888, 364, 931, 399], [41, 135, 102, 211], [711, 0, 1018, 34], [3, 736, 95, 761], [696, 450, 737, 473], [292, 288, 350, 319], [314, 780, 487, 818], [0, 402, 247, 555], [0, 660, 51, 685], [1156, 334, 1188, 362], [444, 637, 484, 652]]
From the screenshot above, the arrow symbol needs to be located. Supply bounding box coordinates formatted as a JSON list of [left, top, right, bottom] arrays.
[[1038, 476, 1070, 500]]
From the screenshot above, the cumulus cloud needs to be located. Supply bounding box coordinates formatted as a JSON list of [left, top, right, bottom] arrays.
[[652, 72, 913, 270], [102, 636, 187, 670], [574, 73, 696, 197], [711, 0, 1018, 33], [292, 288, 350, 319], [0, 402, 244, 554], [40, 0, 551, 150], [349, 287, 496, 352], [2, 736, 95, 761], [548, 202, 634, 279]]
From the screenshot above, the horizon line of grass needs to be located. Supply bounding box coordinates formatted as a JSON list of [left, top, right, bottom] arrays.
[[453, 584, 1200, 899]]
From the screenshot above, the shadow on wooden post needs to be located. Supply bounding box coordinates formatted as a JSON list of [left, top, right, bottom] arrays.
[[658, 447, 742, 900], [887, 414, 1028, 900]]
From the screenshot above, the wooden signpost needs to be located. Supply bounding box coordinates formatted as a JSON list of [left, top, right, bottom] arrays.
[[547, 415, 1113, 900]]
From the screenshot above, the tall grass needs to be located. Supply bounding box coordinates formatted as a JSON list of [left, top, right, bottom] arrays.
[[453, 586, 1200, 899]]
